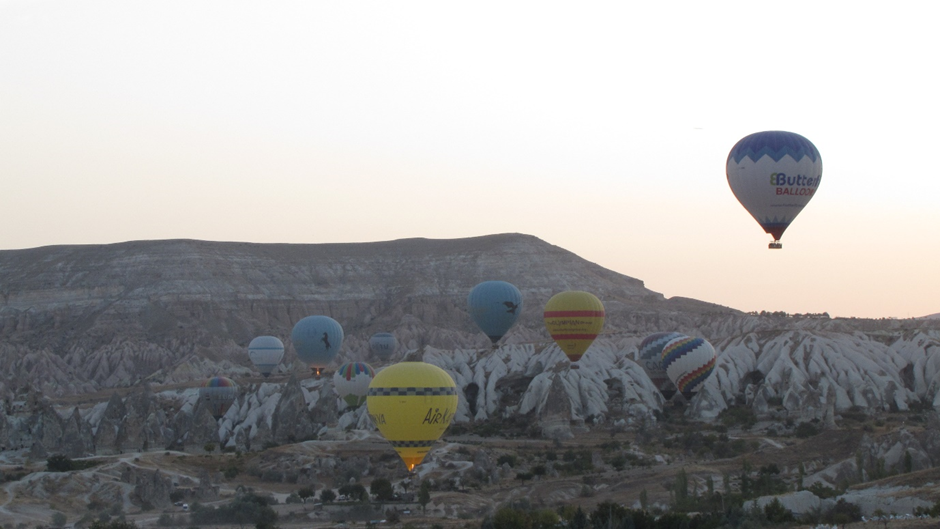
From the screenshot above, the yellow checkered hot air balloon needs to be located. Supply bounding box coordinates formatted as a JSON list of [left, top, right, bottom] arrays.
[[543, 290, 605, 368], [367, 362, 458, 471]]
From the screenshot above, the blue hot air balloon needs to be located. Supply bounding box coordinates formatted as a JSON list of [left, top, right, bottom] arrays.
[[369, 332, 398, 361], [727, 130, 823, 249], [291, 315, 344, 377], [467, 281, 523, 346], [636, 332, 685, 399]]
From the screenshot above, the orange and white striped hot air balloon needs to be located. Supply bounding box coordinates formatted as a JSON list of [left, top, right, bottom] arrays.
[[543, 291, 605, 368]]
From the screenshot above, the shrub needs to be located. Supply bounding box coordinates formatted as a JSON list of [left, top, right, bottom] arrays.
[[795, 422, 820, 438]]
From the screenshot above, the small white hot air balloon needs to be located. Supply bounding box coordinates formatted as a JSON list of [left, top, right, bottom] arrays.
[[248, 336, 285, 377]]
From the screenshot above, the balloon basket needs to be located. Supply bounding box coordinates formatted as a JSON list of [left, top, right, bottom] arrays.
[[768, 241, 783, 249]]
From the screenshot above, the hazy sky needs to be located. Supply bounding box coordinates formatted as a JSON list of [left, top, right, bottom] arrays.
[[2, 2, 938, 319]]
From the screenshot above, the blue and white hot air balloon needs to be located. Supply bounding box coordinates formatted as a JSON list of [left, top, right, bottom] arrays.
[[291, 316, 344, 377], [247, 336, 284, 377], [200, 376, 237, 420], [369, 332, 398, 361], [726, 131, 823, 249], [661, 336, 717, 400], [636, 332, 685, 399], [467, 281, 523, 346]]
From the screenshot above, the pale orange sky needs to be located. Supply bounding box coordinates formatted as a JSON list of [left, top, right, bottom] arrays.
[[1, 2, 938, 319]]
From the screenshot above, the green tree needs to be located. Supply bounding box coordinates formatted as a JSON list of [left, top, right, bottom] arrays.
[[370, 478, 395, 501], [319, 488, 336, 503], [298, 487, 315, 503], [672, 468, 695, 511], [764, 498, 794, 523], [347, 483, 368, 501], [51, 512, 68, 527], [639, 489, 648, 511], [904, 451, 914, 473], [47, 454, 75, 472], [89, 520, 138, 529], [418, 481, 431, 513], [493, 507, 527, 529], [570, 506, 588, 529]]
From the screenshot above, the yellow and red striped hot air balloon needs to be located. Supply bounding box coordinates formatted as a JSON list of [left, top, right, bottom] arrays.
[[366, 362, 458, 471], [543, 291, 605, 368]]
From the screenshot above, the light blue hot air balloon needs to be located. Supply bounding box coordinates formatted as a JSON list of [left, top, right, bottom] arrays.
[[467, 281, 523, 346], [291, 316, 344, 377], [247, 335, 284, 377], [726, 130, 823, 249], [369, 332, 398, 361]]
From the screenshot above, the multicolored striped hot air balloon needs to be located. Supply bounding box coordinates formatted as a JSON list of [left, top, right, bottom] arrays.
[[660, 336, 716, 399], [636, 332, 685, 399], [727, 130, 823, 249], [333, 361, 375, 408], [248, 335, 285, 377], [369, 332, 398, 361], [199, 376, 237, 420], [367, 362, 458, 471], [291, 315, 344, 377], [543, 291, 605, 368], [467, 280, 523, 346]]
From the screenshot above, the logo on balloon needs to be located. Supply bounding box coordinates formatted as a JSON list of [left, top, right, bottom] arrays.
[[422, 407, 453, 425], [770, 172, 821, 196]]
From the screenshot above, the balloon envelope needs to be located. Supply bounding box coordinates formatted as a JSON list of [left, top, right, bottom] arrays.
[[369, 332, 398, 361], [467, 281, 523, 345], [333, 362, 375, 408], [661, 336, 716, 399], [367, 362, 458, 471], [637, 332, 685, 399], [248, 335, 285, 377], [200, 376, 237, 419], [726, 130, 822, 246], [291, 316, 344, 376], [543, 291, 605, 366]]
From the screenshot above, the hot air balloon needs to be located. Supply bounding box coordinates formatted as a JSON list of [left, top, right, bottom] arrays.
[[636, 332, 685, 399], [199, 376, 237, 420], [660, 336, 716, 399], [467, 281, 523, 346], [726, 130, 823, 249], [369, 332, 398, 361], [367, 362, 458, 471], [291, 315, 344, 377], [333, 362, 375, 408], [543, 291, 605, 368], [247, 335, 285, 377]]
